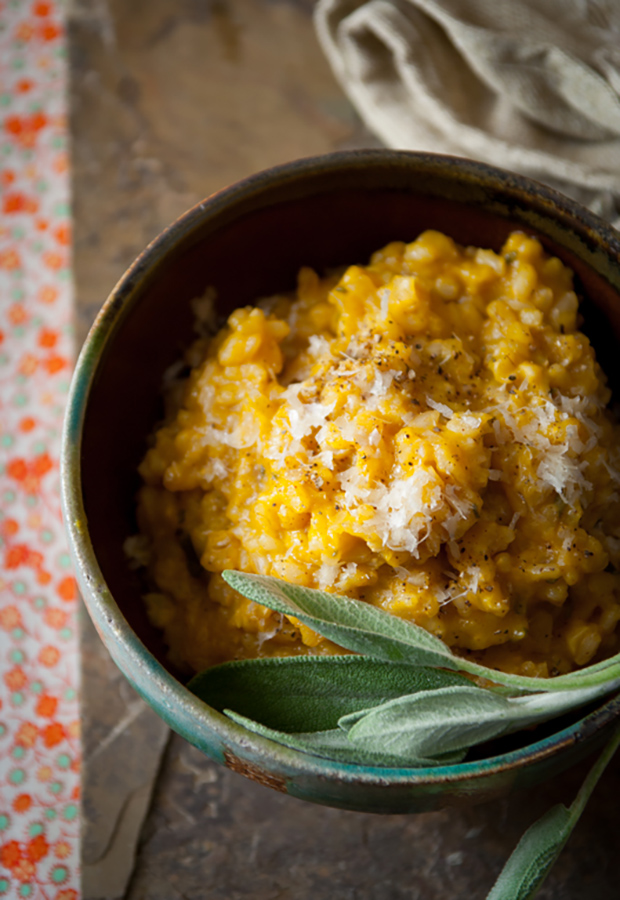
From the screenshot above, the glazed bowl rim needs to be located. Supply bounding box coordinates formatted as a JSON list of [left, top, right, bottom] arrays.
[[61, 148, 620, 788]]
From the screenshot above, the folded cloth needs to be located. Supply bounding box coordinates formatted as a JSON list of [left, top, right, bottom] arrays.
[[315, 0, 620, 226]]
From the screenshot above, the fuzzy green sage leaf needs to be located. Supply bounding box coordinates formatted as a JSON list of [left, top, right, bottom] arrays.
[[223, 571, 620, 695], [222, 570, 454, 670], [223, 709, 468, 768], [486, 724, 620, 899], [188, 655, 470, 733], [213, 571, 620, 898], [339, 681, 619, 759]]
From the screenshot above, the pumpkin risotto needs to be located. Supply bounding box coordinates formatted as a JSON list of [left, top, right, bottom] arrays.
[[132, 230, 620, 677]]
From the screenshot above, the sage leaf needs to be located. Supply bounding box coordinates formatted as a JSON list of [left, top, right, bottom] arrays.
[[341, 681, 620, 759], [486, 724, 620, 900], [487, 805, 572, 900], [224, 710, 468, 768], [223, 571, 620, 696], [222, 570, 455, 670], [188, 655, 470, 733], [341, 686, 515, 757]]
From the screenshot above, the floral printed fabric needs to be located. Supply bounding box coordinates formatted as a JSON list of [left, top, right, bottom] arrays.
[[0, 1, 80, 897]]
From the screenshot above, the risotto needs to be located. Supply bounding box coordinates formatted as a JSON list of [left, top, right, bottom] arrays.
[[133, 230, 620, 677]]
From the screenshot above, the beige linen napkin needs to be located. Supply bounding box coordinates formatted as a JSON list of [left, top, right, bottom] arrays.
[[315, 0, 620, 226]]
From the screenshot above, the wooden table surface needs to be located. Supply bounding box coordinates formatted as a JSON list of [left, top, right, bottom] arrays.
[[69, 1, 620, 897]]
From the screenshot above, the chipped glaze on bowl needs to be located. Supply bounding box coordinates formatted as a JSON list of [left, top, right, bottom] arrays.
[[61, 150, 620, 813]]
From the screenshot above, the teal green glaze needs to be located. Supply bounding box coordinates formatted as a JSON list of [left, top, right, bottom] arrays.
[[61, 150, 620, 814], [68, 551, 620, 812], [67, 548, 620, 812]]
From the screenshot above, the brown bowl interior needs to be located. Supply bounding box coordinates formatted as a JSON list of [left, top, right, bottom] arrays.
[[80, 162, 620, 679]]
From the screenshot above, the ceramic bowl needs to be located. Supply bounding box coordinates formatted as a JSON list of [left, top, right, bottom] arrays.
[[61, 150, 620, 814]]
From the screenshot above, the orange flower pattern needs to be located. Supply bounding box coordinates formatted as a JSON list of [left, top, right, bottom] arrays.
[[0, 1, 80, 896]]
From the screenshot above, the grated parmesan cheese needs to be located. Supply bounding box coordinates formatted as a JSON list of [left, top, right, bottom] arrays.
[[308, 334, 331, 356], [339, 467, 446, 556], [379, 288, 390, 319], [426, 396, 454, 418], [368, 428, 382, 447], [136, 228, 620, 677]]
